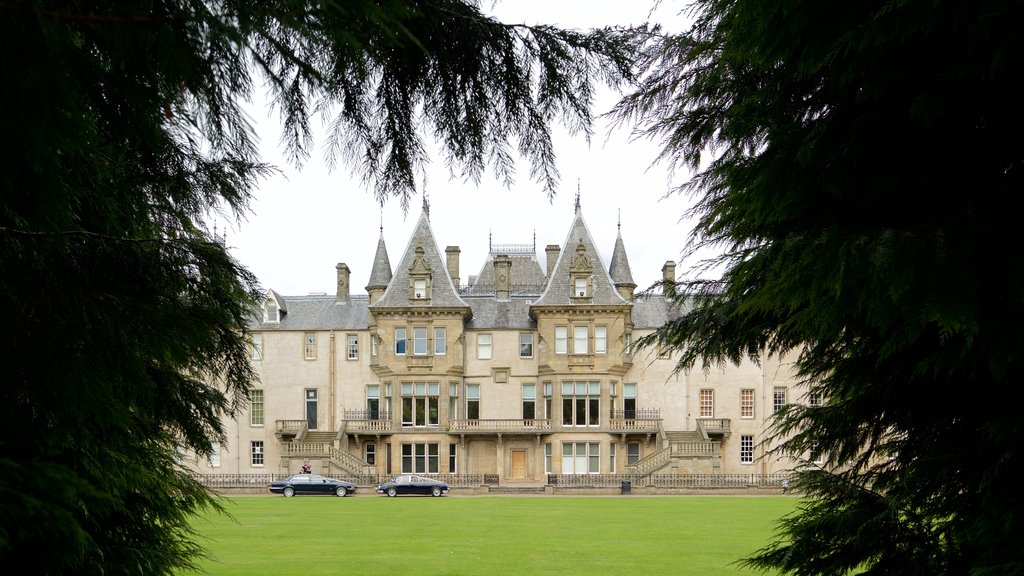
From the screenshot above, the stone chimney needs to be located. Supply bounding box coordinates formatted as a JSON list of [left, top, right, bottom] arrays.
[[662, 261, 677, 298], [494, 254, 512, 301], [445, 246, 461, 288], [335, 263, 350, 303], [545, 244, 560, 278]]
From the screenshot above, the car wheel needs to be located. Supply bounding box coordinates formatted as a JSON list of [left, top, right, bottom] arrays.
[[283, 487, 295, 497], [336, 486, 347, 497], [431, 486, 442, 497], [387, 487, 397, 497]]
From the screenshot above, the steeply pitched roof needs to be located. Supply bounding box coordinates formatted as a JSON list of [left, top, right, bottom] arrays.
[[369, 209, 469, 309], [609, 229, 635, 287], [365, 230, 393, 290], [531, 207, 630, 307]]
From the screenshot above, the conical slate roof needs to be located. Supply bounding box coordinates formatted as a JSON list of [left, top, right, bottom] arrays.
[[532, 206, 630, 307], [365, 229, 392, 290], [368, 209, 469, 309], [608, 229, 635, 288]]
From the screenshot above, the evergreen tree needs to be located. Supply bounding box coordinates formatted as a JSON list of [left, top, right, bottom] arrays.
[[0, 1, 638, 573], [616, 0, 1024, 574]]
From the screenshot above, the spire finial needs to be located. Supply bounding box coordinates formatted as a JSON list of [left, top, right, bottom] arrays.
[[422, 192, 430, 217], [617, 208, 621, 233], [575, 178, 581, 213], [380, 210, 384, 234], [489, 229, 492, 253]]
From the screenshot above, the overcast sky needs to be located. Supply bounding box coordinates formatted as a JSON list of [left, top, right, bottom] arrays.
[[221, 1, 703, 297]]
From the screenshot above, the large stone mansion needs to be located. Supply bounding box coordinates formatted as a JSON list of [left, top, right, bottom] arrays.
[[193, 201, 802, 482]]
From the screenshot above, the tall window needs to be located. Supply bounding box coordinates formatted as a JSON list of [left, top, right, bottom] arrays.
[[544, 443, 552, 474], [303, 332, 317, 359], [519, 333, 534, 357], [574, 277, 587, 297], [250, 333, 263, 360], [543, 382, 552, 420], [347, 334, 358, 360], [562, 381, 600, 427], [740, 435, 754, 464], [449, 444, 457, 473], [555, 326, 568, 354], [624, 332, 633, 356], [562, 442, 599, 474], [594, 326, 607, 354], [371, 334, 378, 356], [773, 387, 788, 413], [609, 443, 616, 472], [623, 383, 637, 418], [251, 441, 264, 466], [365, 443, 376, 465], [627, 442, 640, 465], [741, 389, 755, 419], [395, 328, 407, 355], [413, 327, 428, 355], [434, 327, 447, 355], [573, 325, 588, 354], [700, 389, 714, 418], [366, 385, 380, 418], [466, 384, 480, 420], [249, 389, 264, 426], [402, 443, 439, 473], [413, 278, 427, 299], [809, 391, 821, 407], [209, 442, 221, 467], [522, 384, 536, 420], [401, 382, 439, 427], [449, 383, 458, 420], [477, 334, 492, 359]]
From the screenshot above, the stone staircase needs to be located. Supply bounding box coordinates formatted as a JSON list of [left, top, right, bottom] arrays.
[[666, 431, 704, 443], [300, 431, 338, 444]]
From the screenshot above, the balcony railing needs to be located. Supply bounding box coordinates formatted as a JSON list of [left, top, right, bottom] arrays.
[[448, 419, 553, 433], [343, 410, 393, 433], [696, 418, 731, 436], [275, 419, 308, 439], [609, 408, 661, 432]]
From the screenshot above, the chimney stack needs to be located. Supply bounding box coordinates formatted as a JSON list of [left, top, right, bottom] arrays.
[[545, 244, 561, 278], [662, 261, 677, 298], [445, 246, 461, 289], [494, 255, 512, 301], [335, 263, 351, 303]]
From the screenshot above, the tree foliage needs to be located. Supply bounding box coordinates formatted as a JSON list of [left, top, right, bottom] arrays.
[[616, 0, 1024, 574], [0, 1, 638, 573]]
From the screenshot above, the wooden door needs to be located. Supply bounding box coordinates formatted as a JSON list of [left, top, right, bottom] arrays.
[[511, 449, 527, 479]]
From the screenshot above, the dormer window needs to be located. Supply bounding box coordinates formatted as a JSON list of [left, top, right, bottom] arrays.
[[414, 279, 426, 299], [265, 300, 278, 322], [408, 245, 432, 303], [569, 239, 593, 303], [575, 277, 587, 297]]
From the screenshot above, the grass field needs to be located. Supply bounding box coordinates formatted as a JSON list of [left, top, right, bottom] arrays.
[[184, 495, 797, 576]]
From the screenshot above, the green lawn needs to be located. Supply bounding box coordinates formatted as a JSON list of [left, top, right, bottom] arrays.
[[185, 495, 797, 576]]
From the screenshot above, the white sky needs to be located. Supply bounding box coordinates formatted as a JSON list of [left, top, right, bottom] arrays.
[[222, 1, 703, 297]]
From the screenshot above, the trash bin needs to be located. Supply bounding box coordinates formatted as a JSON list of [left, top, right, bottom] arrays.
[[621, 480, 632, 495]]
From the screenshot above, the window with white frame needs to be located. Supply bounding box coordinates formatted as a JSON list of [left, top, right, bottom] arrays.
[[809, 391, 821, 407], [562, 442, 600, 474], [303, 332, 317, 360], [250, 333, 263, 360], [594, 326, 607, 354], [544, 443, 552, 474], [413, 327, 428, 355], [402, 443, 439, 473], [208, 442, 221, 467], [627, 442, 640, 465], [543, 382, 552, 419], [449, 443, 457, 473], [519, 333, 534, 358], [477, 334, 492, 359], [555, 326, 567, 354], [522, 384, 536, 420], [251, 441, 264, 466], [347, 334, 358, 360], [562, 381, 600, 427], [249, 389, 264, 426], [609, 443, 616, 472], [366, 384, 380, 419], [401, 382, 439, 427], [574, 277, 588, 297], [741, 388, 755, 419], [395, 328, 407, 355], [740, 435, 754, 464], [624, 332, 633, 356], [434, 327, 446, 355], [264, 299, 279, 323], [413, 278, 427, 299], [449, 382, 458, 420], [700, 389, 714, 418], [773, 387, 788, 413], [466, 384, 480, 420], [573, 325, 588, 354], [365, 443, 376, 465], [371, 334, 378, 356]]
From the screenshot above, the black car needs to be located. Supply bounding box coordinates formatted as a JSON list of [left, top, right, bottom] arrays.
[[268, 473, 357, 497], [376, 473, 450, 497]]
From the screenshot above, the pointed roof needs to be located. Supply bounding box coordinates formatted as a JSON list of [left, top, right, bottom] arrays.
[[609, 227, 635, 288], [531, 207, 630, 306], [369, 209, 469, 309], [365, 229, 392, 290]]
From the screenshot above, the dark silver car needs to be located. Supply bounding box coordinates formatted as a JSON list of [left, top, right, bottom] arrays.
[[268, 474, 356, 497], [375, 473, 449, 497]]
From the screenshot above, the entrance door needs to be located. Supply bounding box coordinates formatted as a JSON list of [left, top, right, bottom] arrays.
[[305, 389, 318, 430], [511, 449, 527, 479]]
